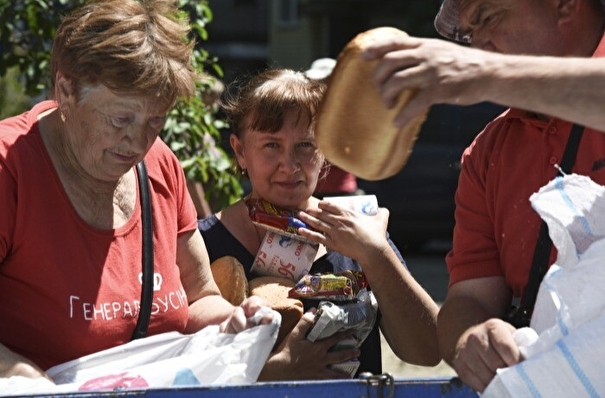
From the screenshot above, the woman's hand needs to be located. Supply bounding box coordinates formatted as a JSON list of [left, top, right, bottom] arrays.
[[0, 344, 53, 381], [258, 310, 360, 381], [300, 201, 441, 365], [219, 295, 274, 334], [297, 201, 391, 265]]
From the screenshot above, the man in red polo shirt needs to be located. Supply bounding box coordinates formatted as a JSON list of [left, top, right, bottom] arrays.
[[362, 0, 605, 392]]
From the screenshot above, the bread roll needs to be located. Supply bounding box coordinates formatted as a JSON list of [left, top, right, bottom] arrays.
[[315, 27, 428, 181], [249, 276, 304, 349], [210, 256, 249, 306]]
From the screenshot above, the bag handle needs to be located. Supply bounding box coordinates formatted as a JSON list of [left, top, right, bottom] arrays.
[[132, 160, 154, 340], [506, 123, 584, 327]]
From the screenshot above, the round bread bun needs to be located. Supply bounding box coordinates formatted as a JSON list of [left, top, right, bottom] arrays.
[[315, 27, 428, 181], [210, 256, 249, 306]]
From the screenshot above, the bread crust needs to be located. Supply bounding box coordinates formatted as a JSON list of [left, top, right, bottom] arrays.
[[316, 27, 428, 181], [210, 256, 249, 306], [249, 276, 304, 348]]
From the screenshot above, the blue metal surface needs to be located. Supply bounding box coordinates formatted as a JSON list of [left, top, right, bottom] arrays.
[[31, 377, 478, 398]]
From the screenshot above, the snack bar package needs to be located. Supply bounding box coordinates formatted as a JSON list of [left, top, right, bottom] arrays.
[[288, 270, 368, 302], [245, 198, 316, 244]]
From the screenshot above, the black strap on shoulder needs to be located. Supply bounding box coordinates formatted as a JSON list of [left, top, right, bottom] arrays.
[[512, 123, 584, 327], [132, 160, 154, 340]]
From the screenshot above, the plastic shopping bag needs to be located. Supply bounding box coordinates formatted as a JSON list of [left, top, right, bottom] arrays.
[[483, 174, 605, 397], [0, 307, 280, 395]]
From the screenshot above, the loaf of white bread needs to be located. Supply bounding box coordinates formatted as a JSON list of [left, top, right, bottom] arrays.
[[315, 27, 428, 181]]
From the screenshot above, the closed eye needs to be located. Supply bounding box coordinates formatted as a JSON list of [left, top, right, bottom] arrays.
[[462, 6, 501, 42], [111, 116, 132, 128], [481, 11, 500, 28], [148, 116, 167, 130]]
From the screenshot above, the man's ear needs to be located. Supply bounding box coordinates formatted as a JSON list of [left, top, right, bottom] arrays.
[[230, 133, 246, 170]]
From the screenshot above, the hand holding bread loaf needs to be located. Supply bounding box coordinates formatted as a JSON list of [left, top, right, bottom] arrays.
[[315, 27, 428, 180]]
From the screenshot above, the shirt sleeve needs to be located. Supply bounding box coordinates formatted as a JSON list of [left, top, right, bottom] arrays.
[[446, 126, 505, 287], [148, 138, 198, 236]]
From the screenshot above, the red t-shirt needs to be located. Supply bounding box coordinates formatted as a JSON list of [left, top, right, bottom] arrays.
[[0, 101, 198, 370], [447, 34, 605, 300]]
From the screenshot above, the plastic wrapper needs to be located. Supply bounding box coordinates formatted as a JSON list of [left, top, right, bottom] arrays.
[[288, 270, 368, 301], [306, 289, 378, 378], [306, 290, 378, 344], [289, 271, 377, 378], [251, 231, 318, 282], [245, 198, 316, 244]]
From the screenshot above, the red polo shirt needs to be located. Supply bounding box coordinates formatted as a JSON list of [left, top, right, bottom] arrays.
[[446, 34, 605, 299]]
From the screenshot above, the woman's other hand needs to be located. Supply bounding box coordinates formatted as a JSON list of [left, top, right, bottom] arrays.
[[259, 310, 360, 381]]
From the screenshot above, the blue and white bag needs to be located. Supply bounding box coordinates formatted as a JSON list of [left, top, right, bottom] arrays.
[[484, 174, 605, 397]]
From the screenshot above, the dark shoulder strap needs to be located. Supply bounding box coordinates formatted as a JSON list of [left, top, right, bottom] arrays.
[[521, 123, 584, 317], [132, 160, 154, 340]]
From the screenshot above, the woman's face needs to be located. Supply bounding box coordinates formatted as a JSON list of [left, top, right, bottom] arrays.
[[232, 111, 324, 209], [58, 77, 167, 182]]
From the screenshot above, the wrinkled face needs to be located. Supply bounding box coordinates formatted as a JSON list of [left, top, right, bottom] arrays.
[[458, 0, 563, 55], [58, 79, 167, 182], [231, 111, 323, 209]]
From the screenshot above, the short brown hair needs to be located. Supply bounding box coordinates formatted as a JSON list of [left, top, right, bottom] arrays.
[[222, 69, 326, 139], [50, 0, 197, 108]]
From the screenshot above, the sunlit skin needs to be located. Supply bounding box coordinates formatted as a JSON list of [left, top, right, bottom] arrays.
[[54, 74, 169, 184], [230, 111, 324, 210], [458, 0, 564, 54]]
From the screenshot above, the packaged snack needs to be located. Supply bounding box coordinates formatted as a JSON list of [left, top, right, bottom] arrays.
[[251, 230, 318, 282], [306, 290, 378, 344], [305, 289, 378, 379], [245, 198, 316, 244], [288, 270, 368, 301]]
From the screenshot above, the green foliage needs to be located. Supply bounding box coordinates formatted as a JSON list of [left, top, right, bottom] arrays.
[[0, 67, 31, 120], [164, 0, 243, 209], [0, 0, 242, 209]]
